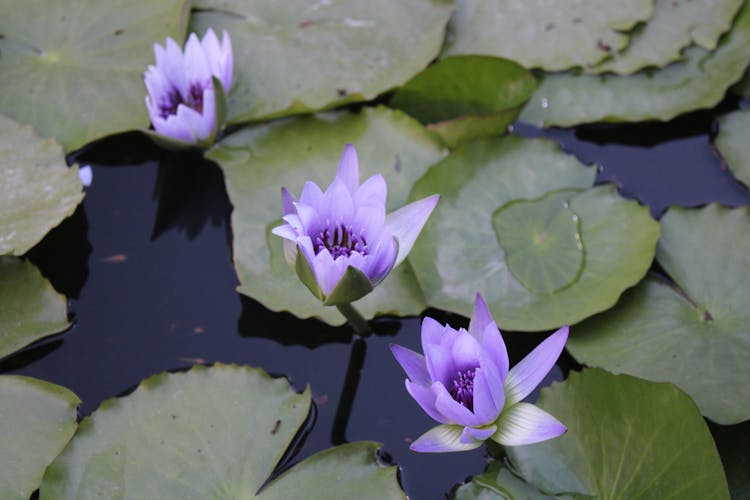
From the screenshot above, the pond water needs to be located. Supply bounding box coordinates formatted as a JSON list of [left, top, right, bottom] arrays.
[[4, 99, 749, 499]]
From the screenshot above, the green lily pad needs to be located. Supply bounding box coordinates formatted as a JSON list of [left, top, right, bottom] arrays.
[[506, 368, 729, 499], [389, 56, 537, 148], [716, 110, 750, 188], [40, 364, 404, 499], [732, 66, 750, 96], [454, 460, 564, 499], [441, 0, 653, 71], [0, 0, 189, 152], [408, 135, 659, 331], [0, 115, 83, 255], [567, 204, 750, 424], [521, 0, 750, 126], [190, 0, 454, 124], [0, 375, 79, 500], [207, 107, 446, 325], [0, 257, 70, 361], [591, 0, 743, 74], [492, 191, 584, 295]]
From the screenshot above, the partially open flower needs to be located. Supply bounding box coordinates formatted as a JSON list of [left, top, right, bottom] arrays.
[[272, 144, 439, 306], [144, 28, 232, 147], [391, 294, 568, 452]]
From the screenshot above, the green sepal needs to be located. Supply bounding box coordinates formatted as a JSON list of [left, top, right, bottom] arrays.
[[294, 249, 325, 302], [323, 266, 374, 306]]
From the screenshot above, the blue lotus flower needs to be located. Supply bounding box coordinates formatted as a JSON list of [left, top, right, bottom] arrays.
[[272, 144, 439, 306], [391, 294, 568, 452], [144, 28, 232, 147]]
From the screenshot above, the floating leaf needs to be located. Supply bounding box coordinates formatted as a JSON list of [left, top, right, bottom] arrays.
[[207, 106, 446, 325], [715, 110, 750, 188], [732, 66, 750, 96], [591, 0, 743, 74], [389, 56, 537, 148], [506, 369, 729, 499], [441, 0, 653, 71], [567, 205, 750, 424], [40, 364, 404, 499], [408, 136, 659, 331], [0, 115, 83, 255], [521, 0, 750, 126], [0, 257, 70, 361], [0, 375, 79, 500], [190, 0, 454, 124], [454, 460, 563, 499], [0, 0, 189, 152]]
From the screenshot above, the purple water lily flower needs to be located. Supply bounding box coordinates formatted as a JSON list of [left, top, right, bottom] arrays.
[[144, 28, 232, 146], [391, 294, 568, 452], [272, 144, 439, 306]]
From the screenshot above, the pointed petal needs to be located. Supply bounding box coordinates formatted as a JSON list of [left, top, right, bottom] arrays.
[[471, 368, 501, 424], [299, 180, 324, 208], [424, 344, 454, 386], [281, 187, 297, 215], [386, 194, 439, 267], [460, 425, 496, 444], [390, 344, 430, 385], [405, 380, 448, 424], [492, 402, 566, 446], [353, 174, 387, 209], [433, 382, 481, 427], [336, 144, 359, 193], [220, 30, 233, 92], [451, 331, 482, 372], [410, 424, 482, 453], [469, 296, 509, 378], [478, 350, 506, 413], [505, 326, 569, 405], [468, 293, 494, 336], [271, 223, 298, 241], [421, 316, 445, 352], [322, 177, 354, 224]]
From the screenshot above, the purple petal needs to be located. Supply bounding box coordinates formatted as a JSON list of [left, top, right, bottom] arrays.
[[492, 402, 566, 446], [421, 316, 444, 352], [299, 180, 324, 207], [424, 344, 454, 386], [390, 344, 430, 385], [220, 30, 233, 92], [468, 295, 509, 379], [405, 380, 448, 424], [410, 424, 482, 453], [385, 194, 439, 267], [478, 350, 506, 414], [322, 177, 354, 224], [471, 368, 502, 424], [468, 293, 494, 336], [460, 425, 496, 444], [336, 144, 359, 193], [353, 174, 387, 209], [433, 382, 482, 427], [183, 33, 211, 87], [451, 331, 481, 372], [294, 203, 319, 235], [505, 326, 569, 405], [154, 112, 194, 143], [360, 240, 396, 286], [281, 187, 297, 215], [271, 223, 297, 241]]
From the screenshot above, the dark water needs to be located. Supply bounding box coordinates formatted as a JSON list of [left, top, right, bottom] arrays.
[[4, 102, 749, 499]]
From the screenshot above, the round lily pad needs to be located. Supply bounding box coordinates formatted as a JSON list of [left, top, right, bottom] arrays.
[[506, 369, 729, 499], [716, 110, 750, 189], [0, 115, 84, 256], [0, 0, 189, 153], [521, 1, 750, 126], [40, 364, 404, 499], [0, 375, 79, 500], [493, 191, 584, 295], [591, 0, 743, 74], [207, 106, 447, 325], [0, 257, 70, 361], [568, 204, 750, 424], [454, 461, 561, 499], [190, 0, 454, 124], [441, 0, 653, 71], [389, 56, 537, 148], [408, 135, 659, 331]]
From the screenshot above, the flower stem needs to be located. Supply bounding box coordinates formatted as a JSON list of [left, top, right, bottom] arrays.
[[331, 337, 367, 445], [336, 303, 370, 337]]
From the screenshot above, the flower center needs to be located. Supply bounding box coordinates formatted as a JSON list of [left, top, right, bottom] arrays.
[[158, 82, 207, 118], [449, 369, 475, 411], [313, 221, 367, 259]]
